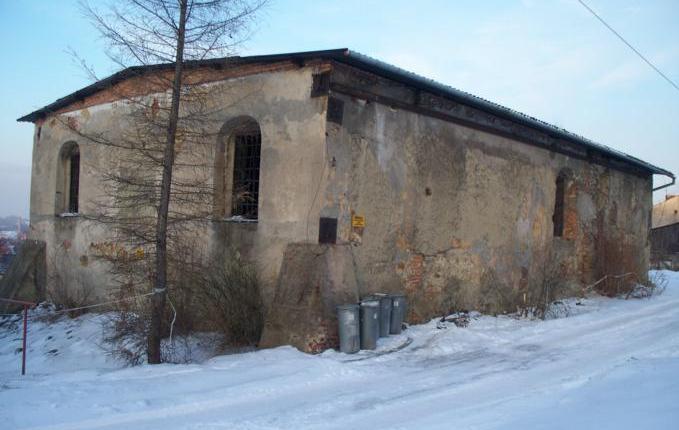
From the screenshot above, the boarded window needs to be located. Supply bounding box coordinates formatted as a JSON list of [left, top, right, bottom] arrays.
[[231, 132, 261, 219], [553, 174, 565, 237]]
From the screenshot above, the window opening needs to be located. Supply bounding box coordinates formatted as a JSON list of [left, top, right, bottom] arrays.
[[231, 132, 261, 219], [68, 150, 80, 213], [553, 174, 565, 237]]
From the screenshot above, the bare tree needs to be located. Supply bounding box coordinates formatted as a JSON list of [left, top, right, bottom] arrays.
[[79, 0, 268, 363]]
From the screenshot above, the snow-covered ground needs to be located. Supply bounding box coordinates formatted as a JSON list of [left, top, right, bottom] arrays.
[[1, 271, 679, 429], [0, 230, 18, 240]]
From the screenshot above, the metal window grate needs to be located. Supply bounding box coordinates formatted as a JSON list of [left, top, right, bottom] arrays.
[[68, 152, 80, 213], [232, 133, 261, 219]]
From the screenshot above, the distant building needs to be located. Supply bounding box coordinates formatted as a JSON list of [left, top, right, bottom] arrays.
[[0, 236, 17, 276], [0, 219, 28, 276], [651, 195, 679, 269]]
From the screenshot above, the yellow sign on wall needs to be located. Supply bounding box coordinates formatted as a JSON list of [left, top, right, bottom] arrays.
[[351, 214, 365, 228]]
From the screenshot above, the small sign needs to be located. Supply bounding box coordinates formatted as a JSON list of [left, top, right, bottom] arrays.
[[352, 215, 365, 228]]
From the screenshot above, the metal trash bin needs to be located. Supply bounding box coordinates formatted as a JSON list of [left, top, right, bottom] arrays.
[[375, 293, 392, 337], [337, 304, 360, 354], [360, 299, 380, 350], [362, 294, 392, 338], [390, 294, 407, 335]]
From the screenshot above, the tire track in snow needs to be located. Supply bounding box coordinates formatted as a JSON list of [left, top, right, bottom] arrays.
[[13, 289, 679, 430], [311, 296, 679, 429]]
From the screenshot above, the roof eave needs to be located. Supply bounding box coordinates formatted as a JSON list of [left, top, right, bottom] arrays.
[[333, 50, 673, 179], [16, 48, 673, 179], [16, 49, 350, 123]]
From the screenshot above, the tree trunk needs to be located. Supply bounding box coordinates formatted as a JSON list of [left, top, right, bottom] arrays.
[[148, 0, 188, 364]]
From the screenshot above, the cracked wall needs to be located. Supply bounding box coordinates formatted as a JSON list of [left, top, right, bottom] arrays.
[[322, 92, 651, 322]]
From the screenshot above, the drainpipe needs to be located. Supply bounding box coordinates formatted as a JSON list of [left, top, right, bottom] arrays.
[[653, 174, 676, 192]]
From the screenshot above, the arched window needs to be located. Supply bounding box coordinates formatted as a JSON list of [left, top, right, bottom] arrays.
[[553, 171, 568, 237], [56, 142, 80, 214], [215, 117, 261, 220]]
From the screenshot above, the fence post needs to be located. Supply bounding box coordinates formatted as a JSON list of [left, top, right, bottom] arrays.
[[22, 304, 28, 375], [0, 298, 36, 375]]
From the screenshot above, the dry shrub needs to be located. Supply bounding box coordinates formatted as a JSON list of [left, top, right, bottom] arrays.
[[48, 277, 95, 318], [593, 234, 643, 297], [625, 270, 666, 299], [583, 228, 666, 299], [102, 247, 263, 365], [100, 248, 168, 365], [102, 282, 150, 366], [164, 248, 263, 352], [479, 250, 570, 320], [101, 284, 200, 366], [101, 258, 203, 365], [195, 255, 263, 347], [519, 258, 568, 320]]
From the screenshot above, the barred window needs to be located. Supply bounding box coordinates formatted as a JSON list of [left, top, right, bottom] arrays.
[[231, 132, 261, 219], [68, 149, 80, 213], [214, 117, 261, 221]]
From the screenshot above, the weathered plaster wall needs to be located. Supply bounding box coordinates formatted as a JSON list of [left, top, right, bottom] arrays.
[[30, 102, 120, 302], [28, 59, 652, 351], [322, 92, 651, 322], [29, 65, 328, 305]]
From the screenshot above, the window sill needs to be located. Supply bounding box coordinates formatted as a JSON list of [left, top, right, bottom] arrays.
[[218, 216, 258, 224], [56, 212, 80, 218]]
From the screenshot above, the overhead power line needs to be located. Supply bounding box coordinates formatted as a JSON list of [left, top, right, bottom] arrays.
[[577, 0, 679, 93]]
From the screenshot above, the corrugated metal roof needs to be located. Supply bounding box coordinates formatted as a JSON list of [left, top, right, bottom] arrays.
[[17, 48, 674, 179]]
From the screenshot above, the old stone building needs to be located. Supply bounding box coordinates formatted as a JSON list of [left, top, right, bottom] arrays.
[[17, 49, 674, 352], [651, 195, 679, 269]]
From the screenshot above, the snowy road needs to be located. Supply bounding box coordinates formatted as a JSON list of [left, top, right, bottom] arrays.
[[2, 271, 679, 429]]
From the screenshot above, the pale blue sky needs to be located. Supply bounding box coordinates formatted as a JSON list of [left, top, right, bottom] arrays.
[[1, 0, 677, 217]]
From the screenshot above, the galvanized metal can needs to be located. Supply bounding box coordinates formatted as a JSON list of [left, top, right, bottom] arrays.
[[360, 299, 380, 350], [337, 304, 360, 354], [362, 294, 391, 338], [390, 294, 407, 335], [375, 294, 392, 337]]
